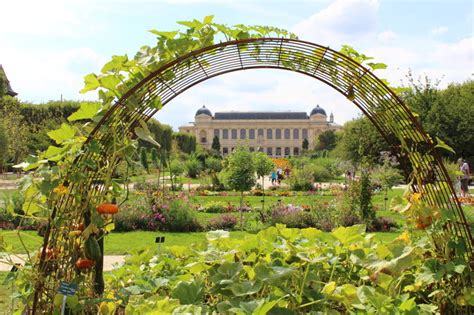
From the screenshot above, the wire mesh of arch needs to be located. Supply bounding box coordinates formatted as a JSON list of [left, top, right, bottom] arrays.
[[32, 37, 473, 312]]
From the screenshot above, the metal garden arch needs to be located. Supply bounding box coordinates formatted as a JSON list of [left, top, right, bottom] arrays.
[[32, 37, 473, 312]]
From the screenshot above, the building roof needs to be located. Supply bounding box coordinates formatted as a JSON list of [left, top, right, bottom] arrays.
[[195, 105, 212, 116], [0, 65, 17, 97], [310, 105, 326, 116], [214, 111, 309, 120]]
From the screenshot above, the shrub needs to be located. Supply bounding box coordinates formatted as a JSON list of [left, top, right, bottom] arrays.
[[185, 158, 202, 178], [369, 216, 399, 232], [206, 214, 238, 230], [287, 169, 313, 191], [269, 204, 316, 228], [114, 204, 155, 232], [307, 163, 332, 182], [203, 201, 227, 213], [153, 199, 202, 232]]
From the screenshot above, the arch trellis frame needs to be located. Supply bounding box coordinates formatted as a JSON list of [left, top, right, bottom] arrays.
[[33, 37, 473, 312]]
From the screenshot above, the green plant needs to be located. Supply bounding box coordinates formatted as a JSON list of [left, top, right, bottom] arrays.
[[101, 225, 472, 313], [222, 147, 256, 229], [211, 135, 220, 152], [287, 168, 313, 191], [185, 157, 202, 178]]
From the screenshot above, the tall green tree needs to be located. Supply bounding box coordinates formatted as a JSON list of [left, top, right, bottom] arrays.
[[0, 119, 8, 171], [302, 138, 309, 151], [211, 135, 221, 152], [140, 147, 149, 173], [316, 130, 337, 151], [222, 147, 256, 228], [253, 151, 274, 216], [337, 116, 388, 166], [404, 78, 474, 165]]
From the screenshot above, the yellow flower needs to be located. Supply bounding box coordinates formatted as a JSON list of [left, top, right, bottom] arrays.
[[411, 192, 422, 203], [53, 184, 69, 195], [396, 231, 410, 243]]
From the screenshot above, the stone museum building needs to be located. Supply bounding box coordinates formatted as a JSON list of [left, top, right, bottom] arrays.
[[179, 105, 341, 157]]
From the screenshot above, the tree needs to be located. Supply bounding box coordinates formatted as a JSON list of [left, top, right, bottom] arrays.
[[222, 147, 256, 228], [211, 135, 220, 152], [169, 159, 184, 190], [302, 138, 309, 151], [206, 156, 223, 190], [185, 157, 202, 178], [337, 116, 388, 167], [0, 119, 8, 172], [150, 148, 159, 168], [372, 152, 403, 211], [140, 147, 149, 173], [253, 151, 274, 216], [316, 130, 336, 151]]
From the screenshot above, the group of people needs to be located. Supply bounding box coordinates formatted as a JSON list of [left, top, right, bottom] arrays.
[[458, 158, 471, 198], [271, 168, 290, 185]]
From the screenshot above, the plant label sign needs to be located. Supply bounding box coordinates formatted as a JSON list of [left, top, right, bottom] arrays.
[[155, 236, 165, 243], [58, 282, 77, 296]]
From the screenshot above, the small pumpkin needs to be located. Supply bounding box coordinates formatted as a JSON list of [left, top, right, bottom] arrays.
[[72, 223, 85, 231], [75, 258, 95, 270], [96, 203, 119, 215]]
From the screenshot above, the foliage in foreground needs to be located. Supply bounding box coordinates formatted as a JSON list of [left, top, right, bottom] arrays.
[[102, 225, 472, 314]]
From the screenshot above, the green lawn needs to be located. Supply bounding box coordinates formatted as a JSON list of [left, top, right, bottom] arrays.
[[0, 271, 14, 315]]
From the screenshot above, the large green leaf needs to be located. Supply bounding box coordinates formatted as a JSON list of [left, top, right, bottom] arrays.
[[170, 279, 204, 304], [134, 120, 161, 148], [68, 102, 101, 121], [331, 225, 366, 245], [80, 73, 100, 93], [47, 123, 75, 144]]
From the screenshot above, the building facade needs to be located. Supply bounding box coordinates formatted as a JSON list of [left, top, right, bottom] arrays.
[[178, 105, 340, 157]]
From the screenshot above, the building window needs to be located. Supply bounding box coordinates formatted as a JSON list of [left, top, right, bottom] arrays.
[[231, 129, 237, 139], [266, 147, 273, 156], [267, 129, 273, 139], [293, 147, 300, 156], [258, 129, 264, 137], [276, 147, 282, 156], [231, 147, 235, 152], [186, 129, 190, 133], [249, 129, 255, 139], [275, 129, 281, 139], [223, 147, 228, 155], [214, 129, 220, 138], [284, 147, 290, 156], [249, 147, 255, 152], [284, 129, 290, 139], [223, 129, 229, 139], [199, 130, 207, 143], [302, 128, 308, 139], [258, 147, 264, 152], [240, 129, 246, 139], [293, 129, 299, 139]]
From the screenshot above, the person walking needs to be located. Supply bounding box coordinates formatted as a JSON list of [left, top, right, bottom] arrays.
[[271, 170, 277, 185], [459, 158, 471, 198]]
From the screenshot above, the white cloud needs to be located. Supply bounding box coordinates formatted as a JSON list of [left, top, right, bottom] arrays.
[[431, 26, 448, 36], [0, 47, 105, 102], [293, 0, 380, 47], [377, 30, 397, 42]]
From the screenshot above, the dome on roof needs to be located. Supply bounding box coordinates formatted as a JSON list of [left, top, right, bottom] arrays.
[[310, 105, 327, 116], [195, 105, 212, 117]]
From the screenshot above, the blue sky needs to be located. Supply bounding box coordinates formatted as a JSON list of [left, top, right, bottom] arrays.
[[1, 0, 472, 129]]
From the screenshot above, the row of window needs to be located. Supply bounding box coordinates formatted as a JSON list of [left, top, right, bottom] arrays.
[[222, 147, 300, 156], [215, 128, 308, 140]]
